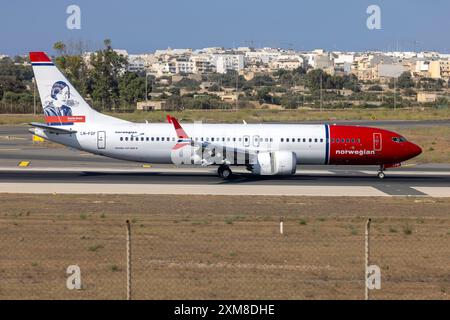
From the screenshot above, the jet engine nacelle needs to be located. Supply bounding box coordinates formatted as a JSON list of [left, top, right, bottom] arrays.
[[252, 151, 297, 175]]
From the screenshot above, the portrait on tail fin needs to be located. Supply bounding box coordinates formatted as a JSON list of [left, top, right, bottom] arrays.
[[43, 81, 78, 117]]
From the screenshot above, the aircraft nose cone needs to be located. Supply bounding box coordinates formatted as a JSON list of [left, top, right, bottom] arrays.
[[409, 143, 422, 158]]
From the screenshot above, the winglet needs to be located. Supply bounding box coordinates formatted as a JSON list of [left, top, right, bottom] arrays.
[[167, 115, 191, 150], [168, 116, 189, 139]]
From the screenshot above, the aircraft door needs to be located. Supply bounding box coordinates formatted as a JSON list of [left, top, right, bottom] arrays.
[[373, 133, 382, 151], [97, 131, 106, 149]]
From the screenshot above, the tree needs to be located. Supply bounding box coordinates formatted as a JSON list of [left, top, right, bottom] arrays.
[[118, 72, 146, 105], [54, 54, 89, 95], [306, 69, 329, 91], [208, 84, 221, 92], [53, 41, 67, 56], [396, 72, 414, 89], [256, 86, 273, 104], [88, 39, 128, 110], [368, 85, 383, 91], [173, 78, 200, 91]]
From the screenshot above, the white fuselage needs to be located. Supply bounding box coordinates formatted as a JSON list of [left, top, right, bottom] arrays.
[[36, 123, 329, 165]]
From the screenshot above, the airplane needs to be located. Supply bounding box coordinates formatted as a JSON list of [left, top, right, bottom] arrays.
[[28, 51, 422, 180]]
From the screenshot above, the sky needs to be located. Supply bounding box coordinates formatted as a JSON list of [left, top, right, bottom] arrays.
[[1, 0, 449, 56]]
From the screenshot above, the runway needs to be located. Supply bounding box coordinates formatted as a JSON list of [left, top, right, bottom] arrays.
[[1, 123, 450, 197]]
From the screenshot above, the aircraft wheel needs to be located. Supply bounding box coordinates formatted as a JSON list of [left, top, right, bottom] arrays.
[[377, 171, 385, 179], [218, 166, 232, 179]]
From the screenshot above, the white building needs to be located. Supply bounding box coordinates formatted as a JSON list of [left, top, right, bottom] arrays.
[[127, 54, 146, 73], [213, 54, 245, 74]]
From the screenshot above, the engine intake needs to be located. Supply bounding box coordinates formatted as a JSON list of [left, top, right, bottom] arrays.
[[252, 151, 297, 175]]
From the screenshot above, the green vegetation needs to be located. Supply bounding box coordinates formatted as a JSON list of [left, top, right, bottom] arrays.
[[88, 244, 104, 252], [403, 225, 413, 235], [109, 265, 120, 272], [1, 39, 449, 115]]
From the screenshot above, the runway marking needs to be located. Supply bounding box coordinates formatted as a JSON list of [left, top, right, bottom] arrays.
[[411, 187, 450, 198], [360, 170, 450, 176], [373, 185, 428, 196], [0, 183, 388, 197]]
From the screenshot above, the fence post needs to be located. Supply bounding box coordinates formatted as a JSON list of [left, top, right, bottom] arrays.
[[365, 218, 371, 300], [126, 220, 132, 300], [280, 217, 284, 235]]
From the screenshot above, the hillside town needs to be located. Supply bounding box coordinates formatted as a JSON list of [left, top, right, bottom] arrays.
[[1, 44, 450, 113]]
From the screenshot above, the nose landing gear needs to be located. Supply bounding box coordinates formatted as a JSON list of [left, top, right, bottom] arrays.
[[377, 165, 385, 179], [218, 165, 232, 179]]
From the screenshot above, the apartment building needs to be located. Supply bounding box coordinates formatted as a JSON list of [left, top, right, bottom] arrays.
[[213, 54, 245, 74]]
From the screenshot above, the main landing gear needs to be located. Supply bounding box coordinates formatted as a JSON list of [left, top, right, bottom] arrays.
[[218, 165, 232, 180], [377, 165, 385, 179]]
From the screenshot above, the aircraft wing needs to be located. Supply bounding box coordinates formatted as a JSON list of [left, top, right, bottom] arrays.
[[29, 122, 77, 134], [167, 115, 258, 165]]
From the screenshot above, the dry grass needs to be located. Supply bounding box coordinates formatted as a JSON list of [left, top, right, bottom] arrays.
[[1, 107, 450, 125], [1, 194, 449, 300]]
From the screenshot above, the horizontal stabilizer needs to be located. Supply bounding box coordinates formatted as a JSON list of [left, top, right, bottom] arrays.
[[29, 122, 77, 134]]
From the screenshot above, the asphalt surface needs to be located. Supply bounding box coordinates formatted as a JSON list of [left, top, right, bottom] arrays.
[[1, 123, 450, 197]]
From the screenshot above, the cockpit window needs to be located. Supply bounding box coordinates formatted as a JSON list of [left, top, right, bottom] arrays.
[[392, 136, 407, 143]]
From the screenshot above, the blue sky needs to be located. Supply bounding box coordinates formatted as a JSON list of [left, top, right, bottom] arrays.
[[1, 0, 449, 55]]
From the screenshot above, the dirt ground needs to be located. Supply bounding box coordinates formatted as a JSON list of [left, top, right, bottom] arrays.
[[1, 194, 449, 300]]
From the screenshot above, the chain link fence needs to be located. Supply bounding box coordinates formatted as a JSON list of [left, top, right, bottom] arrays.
[[1, 215, 449, 299]]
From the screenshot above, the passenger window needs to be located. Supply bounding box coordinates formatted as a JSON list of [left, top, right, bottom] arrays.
[[286, 138, 290, 142], [151, 137, 154, 141], [303, 138, 306, 143], [156, 137, 160, 141], [281, 138, 284, 142], [309, 138, 312, 143], [270, 138, 273, 142], [125, 137, 128, 141], [141, 137, 144, 141], [320, 138, 323, 143], [120, 137, 123, 141], [146, 137, 149, 141], [233, 138, 236, 142], [346, 139, 350, 143], [357, 138, 360, 143], [212, 138, 215, 142], [314, 138, 318, 143], [351, 139, 355, 143]]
